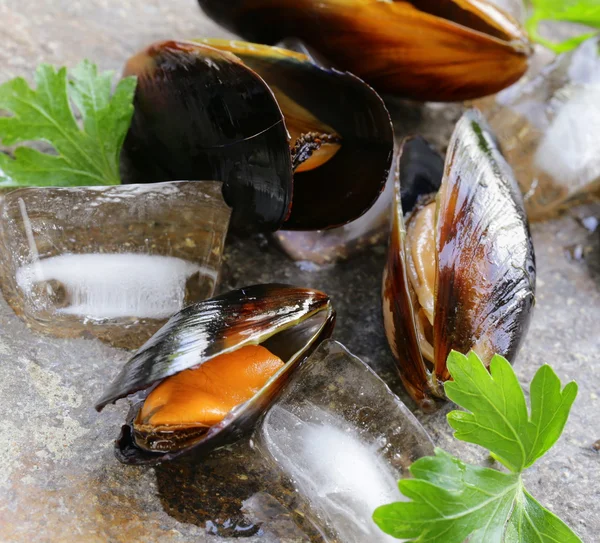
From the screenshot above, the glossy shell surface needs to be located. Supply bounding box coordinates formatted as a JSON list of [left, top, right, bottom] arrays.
[[122, 39, 393, 231], [196, 39, 394, 231], [122, 40, 292, 230], [198, 0, 532, 101]]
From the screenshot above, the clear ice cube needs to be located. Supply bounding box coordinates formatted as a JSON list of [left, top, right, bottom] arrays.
[[261, 405, 402, 542], [255, 339, 433, 542], [0, 181, 231, 349], [474, 36, 600, 220]]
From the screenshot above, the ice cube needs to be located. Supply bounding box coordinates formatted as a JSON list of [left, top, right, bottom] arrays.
[[534, 85, 600, 189], [0, 181, 231, 349], [474, 36, 600, 220], [255, 339, 433, 542], [261, 404, 402, 542]]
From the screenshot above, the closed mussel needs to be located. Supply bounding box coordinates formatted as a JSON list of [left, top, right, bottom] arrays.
[[197, 0, 532, 101], [122, 39, 394, 231], [383, 109, 536, 410], [96, 284, 335, 464]]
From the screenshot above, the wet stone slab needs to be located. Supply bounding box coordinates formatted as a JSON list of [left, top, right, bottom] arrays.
[[0, 1, 599, 542], [1, 202, 599, 542]]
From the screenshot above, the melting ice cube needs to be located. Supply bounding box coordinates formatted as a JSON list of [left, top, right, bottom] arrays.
[[16, 253, 213, 320], [535, 85, 600, 191], [260, 404, 403, 543]]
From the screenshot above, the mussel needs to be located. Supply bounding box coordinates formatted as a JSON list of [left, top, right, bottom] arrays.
[[382, 109, 536, 410], [197, 0, 532, 101], [95, 284, 335, 464], [122, 39, 394, 231]]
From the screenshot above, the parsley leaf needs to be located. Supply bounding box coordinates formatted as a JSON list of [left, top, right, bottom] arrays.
[[374, 449, 580, 543], [375, 449, 520, 542], [445, 351, 578, 472], [373, 351, 581, 542], [0, 61, 136, 187], [506, 487, 583, 542], [527, 0, 600, 53]]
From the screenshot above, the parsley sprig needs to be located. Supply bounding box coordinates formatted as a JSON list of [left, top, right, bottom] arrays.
[[0, 61, 136, 187], [374, 351, 581, 542], [527, 0, 600, 53]]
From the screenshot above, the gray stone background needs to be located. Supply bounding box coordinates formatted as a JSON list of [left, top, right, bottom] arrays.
[[0, 1, 598, 542]]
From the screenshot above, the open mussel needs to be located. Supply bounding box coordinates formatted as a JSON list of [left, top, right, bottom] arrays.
[[122, 39, 394, 231], [95, 284, 335, 464], [382, 109, 536, 410], [197, 0, 532, 101]]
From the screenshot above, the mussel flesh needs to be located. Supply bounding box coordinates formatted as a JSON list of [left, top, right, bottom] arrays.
[[122, 40, 394, 231], [382, 109, 536, 410], [96, 284, 335, 464], [197, 0, 532, 101]]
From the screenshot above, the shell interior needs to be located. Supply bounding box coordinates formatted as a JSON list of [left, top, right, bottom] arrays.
[[382, 139, 443, 410]]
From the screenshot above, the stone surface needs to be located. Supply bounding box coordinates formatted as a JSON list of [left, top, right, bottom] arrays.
[[0, 1, 599, 542]]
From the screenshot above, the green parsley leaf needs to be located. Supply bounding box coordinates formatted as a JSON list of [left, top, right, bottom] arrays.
[[0, 61, 136, 187], [445, 351, 578, 472], [374, 449, 581, 543], [373, 351, 582, 542], [527, 0, 600, 53], [374, 449, 520, 542], [506, 487, 583, 542]]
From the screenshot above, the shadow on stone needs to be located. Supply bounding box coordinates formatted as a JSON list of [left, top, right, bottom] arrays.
[[154, 439, 323, 541]]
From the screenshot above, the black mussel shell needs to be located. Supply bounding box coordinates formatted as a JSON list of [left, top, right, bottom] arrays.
[[196, 39, 394, 230], [96, 284, 335, 464], [383, 109, 536, 409], [122, 39, 394, 231], [121, 40, 292, 230]]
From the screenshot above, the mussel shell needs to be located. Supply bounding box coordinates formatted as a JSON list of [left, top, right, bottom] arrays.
[[433, 109, 535, 379], [197, 0, 532, 101], [195, 39, 394, 230], [383, 109, 535, 408], [382, 138, 444, 411], [96, 284, 335, 464], [121, 40, 292, 230], [122, 39, 393, 231]]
